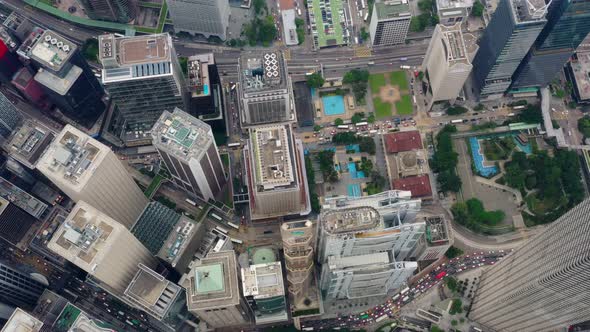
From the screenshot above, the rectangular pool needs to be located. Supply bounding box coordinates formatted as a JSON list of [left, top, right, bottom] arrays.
[[322, 95, 345, 116]]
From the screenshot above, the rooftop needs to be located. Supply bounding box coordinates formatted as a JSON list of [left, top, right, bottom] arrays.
[[328, 252, 391, 269], [392, 174, 432, 198], [424, 215, 450, 244], [2, 308, 43, 332], [157, 215, 201, 267], [193, 227, 231, 261], [34, 65, 82, 96], [16, 27, 45, 61], [240, 51, 287, 93], [571, 52, 590, 101], [439, 23, 471, 65], [250, 124, 295, 190], [0, 176, 48, 218], [37, 125, 109, 190], [53, 303, 115, 332], [374, 0, 412, 20], [321, 206, 381, 234], [0, 196, 38, 248], [241, 262, 285, 299], [183, 251, 240, 310], [511, 0, 548, 22], [47, 201, 125, 274], [436, 0, 473, 10], [132, 201, 181, 255], [384, 130, 423, 153], [0, 27, 18, 52], [29, 30, 76, 72], [187, 53, 214, 98], [124, 263, 182, 320], [151, 108, 213, 162]]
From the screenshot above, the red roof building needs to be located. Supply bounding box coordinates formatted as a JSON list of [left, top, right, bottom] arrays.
[[384, 130, 423, 154], [392, 174, 432, 198]]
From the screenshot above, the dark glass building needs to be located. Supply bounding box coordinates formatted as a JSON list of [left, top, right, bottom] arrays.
[[471, 0, 548, 97], [0, 34, 22, 83], [511, 0, 590, 89], [79, 0, 138, 23]]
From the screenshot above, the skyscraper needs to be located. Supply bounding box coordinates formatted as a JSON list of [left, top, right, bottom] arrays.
[[37, 125, 148, 228], [470, 198, 590, 331], [151, 108, 226, 202], [0, 261, 46, 310], [78, 0, 139, 23], [166, 0, 230, 40], [0, 31, 22, 83], [280, 220, 316, 308], [470, 0, 549, 98], [0, 91, 23, 140], [98, 33, 187, 146], [186, 53, 224, 121], [47, 201, 158, 296], [368, 0, 412, 46], [511, 0, 590, 89], [18, 29, 105, 127]]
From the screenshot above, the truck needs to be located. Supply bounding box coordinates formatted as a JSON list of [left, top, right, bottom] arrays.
[[400, 65, 411, 69]]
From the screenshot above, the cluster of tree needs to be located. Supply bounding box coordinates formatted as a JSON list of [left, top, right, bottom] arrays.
[[226, 39, 247, 47], [471, 0, 484, 17], [343, 69, 370, 103], [446, 106, 468, 116], [517, 104, 543, 124], [305, 156, 321, 213], [578, 117, 590, 138], [317, 150, 338, 183], [410, 0, 439, 32], [430, 125, 462, 192], [445, 276, 458, 293], [81, 39, 99, 62], [332, 132, 376, 155], [360, 27, 369, 41], [445, 246, 464, 259], [451, 198, 505, 232], [351, 112, 364, 124], [295, 18, 305, 45], [365, 171, 387, 195], [243, 15, 277, 46], [449, 299, 463, 315], [306, 72, 325, 88]]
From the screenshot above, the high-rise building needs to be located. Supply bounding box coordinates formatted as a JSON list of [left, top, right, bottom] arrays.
[[238, 52, 295, 126], [186, 53, 224, 121], [241, 260, 288, 324], [470, 198, 590, 332], [317, 191, 423, 264], [0, 261, 46, 309], [37, 125, 148, 228], [320, 252, 417, 300], [11, 67, 49, 110], [244, 123, 310, 220], [98, 33, 187, 145], [180, 250, 253, 329], [0, 30, 22, 83], [151, 108, 226, 202], [78, 0, 139, 23], [5, 119, 55, 170], [2, 308, 43, 332], [412, 215, 452, 265], [421, 23, 473, 110], [369, 0, 412, 46], [166, 0, 230, 40], [565, 51, 590, 104], [280, 220, 318, 312], [47, 201, 158, 296], [510, 0, 590, 90], [18, 29, 105, 127], [436, 0, 473, 25], [0, 91, 23, 140], [470, 0, 549, 98]]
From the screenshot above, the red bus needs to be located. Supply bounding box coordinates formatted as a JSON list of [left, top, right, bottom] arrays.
[[435, 271, 447, 280]]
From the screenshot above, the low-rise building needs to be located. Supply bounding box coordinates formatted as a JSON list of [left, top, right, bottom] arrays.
[[392, 174, 433, 199], [566, 52, 590, 104]]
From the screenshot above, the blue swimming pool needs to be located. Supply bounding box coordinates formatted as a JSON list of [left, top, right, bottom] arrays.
[[203, 84, 209, 95], [512, 136, 532, 154], [347, 184, 362, 197], [348, 162, 366, 179], [322, 95, 345, 116], [469, 137, 499, 177], [346, 144, 360, 153]]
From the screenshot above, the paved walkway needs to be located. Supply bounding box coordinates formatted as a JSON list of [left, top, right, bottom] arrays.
[[474, 177, 522, 205]]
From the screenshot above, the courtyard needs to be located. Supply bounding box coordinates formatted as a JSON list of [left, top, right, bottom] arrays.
[[369, 71, 413, 119]]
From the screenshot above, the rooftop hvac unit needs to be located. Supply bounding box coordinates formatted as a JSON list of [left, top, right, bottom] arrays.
[[51, 38, 58, 45], [44, 35, 52, 42]]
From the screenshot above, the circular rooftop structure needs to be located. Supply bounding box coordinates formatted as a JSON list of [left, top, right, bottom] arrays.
[[252, 247, 276, 264], [401, 152, 418, 168]]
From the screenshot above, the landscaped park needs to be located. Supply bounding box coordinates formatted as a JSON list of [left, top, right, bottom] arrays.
[[369, 71, 413, 119]]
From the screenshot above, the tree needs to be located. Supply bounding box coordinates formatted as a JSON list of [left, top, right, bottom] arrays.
[[253, 0, 266, 15], [449, 299, 463, 315], [358, 137, 376, 155], [360, 27, 369, 41], [471, 0, 484, 17], [446, 106, 468, 115], [343, 69, 370, 84], [418, 0, 434, 12], [445, 276, 459, 292], [334, 118, 344, 126], [351, 113, 363, 124], [418, 71, 425, 81], [295, 18, 305, 44], [445, 246, 464, 259], [578, 117, 590, 138], [451, 319, 458, 326], [313, 124, 322, 132], [81, 38, 99, 62], [317, 150, 338, 182], [438, 171, 462, 192], [430, 326, 444, 332], [306, 72, 325, 88], [367, 114, 375, 124], [518, 104, 543, 124]]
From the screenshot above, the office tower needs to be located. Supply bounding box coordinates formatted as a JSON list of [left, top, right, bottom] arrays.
[[242, 260, 288, 324], [2, 12, 33, 41], [317, 190, 423, 263], [238, 52, 295, 126], [369, 0, 412, 46], [51, 302, 117, 331], [412, 215, 452, 264], [78, 0, 138, 23], [5, 119, 55, 170], [566, 51, 590, 104], [0, 194, 44, 251], [511, 0, 590, 89], [470, 198, 590, 332], [471, 0, 548, 98], [0, 261, 46, 309], [245, 123, 310, 220], [421, 23, 473, 110], [0, 91, 23, 140], [166, 0, 230, 40], [98, 33, 187, 146], [0, 31, 22, 83], [37, 125, 148, 228], [18, 29, 105, 127], [151, 108, 226, 202], [436, 0, 473, 25], [280, 220, 319, 312], [186, 53, 224, 121], [47, 201, 158, 296], [320, 252, 417, 300], [180, 251, 252, 329], [0, 177, 48, 220], [124, 264, 188, 327], [2, 308, 43, 332], [132, 201, 209, 273], [11, 67, 49, 110]]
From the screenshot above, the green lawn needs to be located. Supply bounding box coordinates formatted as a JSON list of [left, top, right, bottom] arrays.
[[390, 71, 409, 90], [373, 97, 392, 119], [144, 174, 163, 198], [525, 193, 562, 216], [369, 73, 386, 92], [395, 95, 413, 115]]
